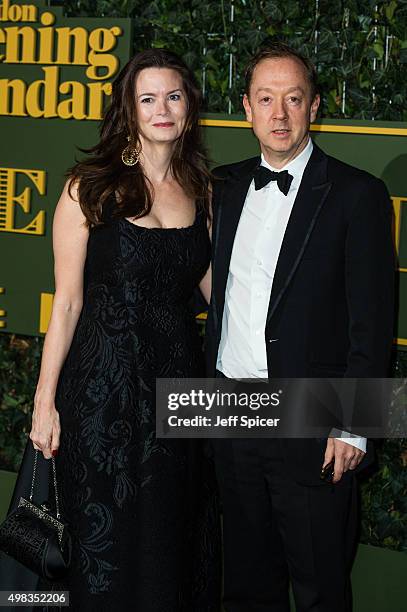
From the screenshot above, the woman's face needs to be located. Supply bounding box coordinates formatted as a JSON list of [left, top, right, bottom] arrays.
[[135, 67, 188, 146]]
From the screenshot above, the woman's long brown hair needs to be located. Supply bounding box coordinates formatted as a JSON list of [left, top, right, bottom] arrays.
[[68, 49, 210, 226]]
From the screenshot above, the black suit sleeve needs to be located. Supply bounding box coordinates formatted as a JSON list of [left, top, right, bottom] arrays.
[[344, 177, 395, 377]]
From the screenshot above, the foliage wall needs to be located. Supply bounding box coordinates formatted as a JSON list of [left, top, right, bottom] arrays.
[[55, 0, 407, 120]]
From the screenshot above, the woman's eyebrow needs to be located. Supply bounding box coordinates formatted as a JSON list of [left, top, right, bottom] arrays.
[[138, 89, 183, 98]]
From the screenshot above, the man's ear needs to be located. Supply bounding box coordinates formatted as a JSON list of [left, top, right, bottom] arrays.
[[243, 93, 252, 123], [310, 94, 320, 123]]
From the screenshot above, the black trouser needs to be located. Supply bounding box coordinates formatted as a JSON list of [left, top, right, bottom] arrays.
[[212, 428, 357, 611]]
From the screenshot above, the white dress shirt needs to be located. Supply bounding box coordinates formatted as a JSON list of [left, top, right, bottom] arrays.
[[217, 138, 366, 453]]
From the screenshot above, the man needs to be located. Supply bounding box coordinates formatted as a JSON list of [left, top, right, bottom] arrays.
[[205, 43, 394, 612]]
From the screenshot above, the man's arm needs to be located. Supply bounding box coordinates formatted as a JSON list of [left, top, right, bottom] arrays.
[[344, 177, 395, 377], [324, 177, 395, 482]]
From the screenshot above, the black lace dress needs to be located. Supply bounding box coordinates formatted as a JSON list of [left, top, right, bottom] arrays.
[[8, 198, 221, 611]]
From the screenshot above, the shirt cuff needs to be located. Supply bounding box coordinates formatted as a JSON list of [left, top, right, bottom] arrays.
[[334, 431, 367, 453]]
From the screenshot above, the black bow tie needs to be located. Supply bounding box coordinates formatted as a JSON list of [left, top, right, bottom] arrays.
[[253, 166, 293, 196]]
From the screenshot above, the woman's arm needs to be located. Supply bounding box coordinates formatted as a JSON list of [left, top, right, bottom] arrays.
[[30, 181, 89, 459], [198, 191, 213, 304], [199, 264, 212, 305]]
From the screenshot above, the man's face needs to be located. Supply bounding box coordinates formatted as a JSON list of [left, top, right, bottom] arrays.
[[243, 57, 320, 163]]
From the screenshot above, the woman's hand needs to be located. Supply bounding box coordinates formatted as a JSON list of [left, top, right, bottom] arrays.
[[30, 393, 61, 460]]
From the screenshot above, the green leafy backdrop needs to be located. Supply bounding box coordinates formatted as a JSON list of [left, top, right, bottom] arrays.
[[0, 1, 406, 553], [55, 0, 407, 119]]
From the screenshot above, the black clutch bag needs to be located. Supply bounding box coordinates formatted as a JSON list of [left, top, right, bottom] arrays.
[[0, 449, 72, 581]]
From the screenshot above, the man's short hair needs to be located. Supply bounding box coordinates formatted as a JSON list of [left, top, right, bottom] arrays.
[[244, 42, 319, 100]]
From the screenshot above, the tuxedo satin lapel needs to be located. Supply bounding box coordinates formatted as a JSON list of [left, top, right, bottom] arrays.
[[213, 161, 258, 330], [266, 145, 332, 325]]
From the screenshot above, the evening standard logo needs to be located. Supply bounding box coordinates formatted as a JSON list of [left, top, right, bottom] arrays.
[[167, 389, 283, 411], [0, 0, 124, 119]]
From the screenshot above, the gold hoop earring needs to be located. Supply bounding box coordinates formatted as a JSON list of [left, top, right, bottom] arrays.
[[121, 136, 141, 166]]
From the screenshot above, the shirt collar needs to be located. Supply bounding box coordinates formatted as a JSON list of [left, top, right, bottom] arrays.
[[260, 137, 313, 191]]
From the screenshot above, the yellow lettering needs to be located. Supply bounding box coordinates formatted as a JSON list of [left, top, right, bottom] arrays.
[[37, 12, 56, 64], [0, 167, 46, 235], [87, 26, 121, 80], [26, 66, 58, 118], [0, 8, 122, 121], [3, 25, 35, 62], [0, 286, 5, 329], [8, 4, 21, 22], [0, 27, 6, 61], [0, 1, 38, 22], [87, 81, 111, 119], [0, 72, 114, 120], [0, 0, 9, 20], [58, 80, 87, 119], [39, 292, 53, 334], [39, 11, 55, 27], [391, 196, 407, 256], [0, 77, 27, 115], [21, 4, 36, 22], [56, 26, 88, 65], [37, 28, 54, 64]]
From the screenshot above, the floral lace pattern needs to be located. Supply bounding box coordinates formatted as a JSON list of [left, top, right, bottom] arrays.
[[49, 201, 221, 610]]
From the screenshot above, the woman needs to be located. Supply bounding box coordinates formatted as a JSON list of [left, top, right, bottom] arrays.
[[7, 49, 220, 611]]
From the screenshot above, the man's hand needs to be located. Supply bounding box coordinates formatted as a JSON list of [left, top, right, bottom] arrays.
[[323, 438, 365, 484]]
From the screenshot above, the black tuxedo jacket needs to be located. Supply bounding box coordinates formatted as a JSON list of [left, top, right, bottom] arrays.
[[205, 142, 395, 484]]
